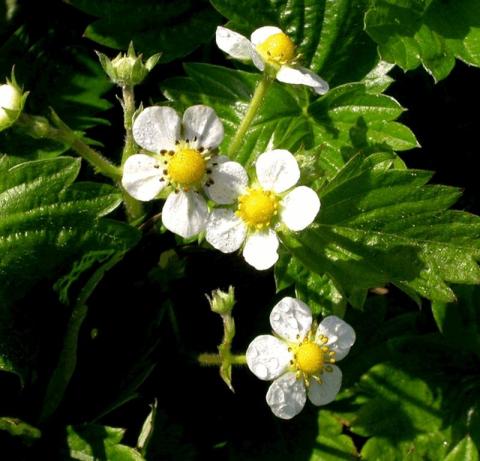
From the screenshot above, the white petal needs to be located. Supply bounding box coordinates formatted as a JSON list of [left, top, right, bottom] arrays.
[[121, 154, 165, 201], [307, 365, 342, 406], [162, 190, 208, 238], [242, 229, 279, 270], [205, 160, 247, 204], [266, 372, 306, 419], [280, 186, 320, 231], [270, 296, 312, 342], [276, 65, 329, 95], [255, 149, 300, 193], [251, 50, 265, 71], [133, 106, 180, 152], [246, 335, 292, 381], [316, 316, 356, 361], [216, 26, 256, 61], [182, 105, 224, 149], [250, 26, 283, 46], [205, 209, 247, 253]]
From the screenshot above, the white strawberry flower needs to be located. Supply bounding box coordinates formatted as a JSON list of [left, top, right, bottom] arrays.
[[216, 25, 329, 95], [246, 297, 356, 419], [205, 149, 320, 270], [122, 104, 244, 238]]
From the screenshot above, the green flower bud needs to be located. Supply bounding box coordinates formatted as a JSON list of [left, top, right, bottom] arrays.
[[0, 70, 27, 132], [96, 42, 161, 87], [206, 286, 236, 315]]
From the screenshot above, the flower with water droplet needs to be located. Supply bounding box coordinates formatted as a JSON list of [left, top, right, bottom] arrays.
[[122, 104, 244, 238], [216, 26, 329, 95], [246, 297, 355, 419], [205, 149, 320, 270]]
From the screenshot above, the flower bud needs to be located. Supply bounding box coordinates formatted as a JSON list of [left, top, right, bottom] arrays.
[[206, 286, 236, 315], [96, 42, 161, 87], [0, 71, 27, 132]]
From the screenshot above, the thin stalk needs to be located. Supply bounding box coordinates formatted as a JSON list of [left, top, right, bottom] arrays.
[[18, 113, 121, 181], [120, 85, 137, 166], [120, 85, 144, 222], [228, 74, 273, 162]]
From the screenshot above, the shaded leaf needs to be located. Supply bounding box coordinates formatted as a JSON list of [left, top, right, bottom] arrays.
[[66, 424, 145, 461], [0, 25, 112, 132], [66, 0, 222, 62]]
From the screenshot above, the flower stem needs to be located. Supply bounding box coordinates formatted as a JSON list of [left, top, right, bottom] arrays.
[[120, 85, 137, 166], [119, 85, 144, 222], [198, 353, 246, 366], [18, 113, 121, 181], [227, 74, 273, 162]]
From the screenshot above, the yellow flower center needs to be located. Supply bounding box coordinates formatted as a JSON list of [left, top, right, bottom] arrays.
[[167, 148, 206, 187], [256, 32, 296, 65], [295, 342, 324, 375], [236, 188, 278, 228]]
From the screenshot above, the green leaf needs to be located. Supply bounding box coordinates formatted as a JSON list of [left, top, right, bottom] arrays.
[[66, 0, 222, 62], [275, 251, 346, 317], [65, 424, 145, 461], [162, 64, 417, 168], [0, 417, 41, 444], [431, 285, 480, 356], [350, 363, 446, 460], [211, 0, 379, 86], [445, 436, 480, 461], [0, 156, 139, 304], [281, 153, 480, 305], [365, 0, 480, 81], [311, 411, 358, 460], [0, 25, 112, 132]]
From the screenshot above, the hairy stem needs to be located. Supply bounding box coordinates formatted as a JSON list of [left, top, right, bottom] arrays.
[[18, 113, 121, 181], [120, 85, 144, 222]]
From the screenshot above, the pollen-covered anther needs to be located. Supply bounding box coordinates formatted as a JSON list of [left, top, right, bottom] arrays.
[[167, 147, 206, 187], [236, 188, 279, 228], [256, 32, 296, 65]]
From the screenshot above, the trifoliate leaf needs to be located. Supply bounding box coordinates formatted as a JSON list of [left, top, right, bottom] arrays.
[[365, 0, 480, 81], [0, 156, 140, 305], [281, 153, 480, 305]]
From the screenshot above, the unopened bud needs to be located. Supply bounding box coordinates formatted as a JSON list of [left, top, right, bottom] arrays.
[[96, 42, 161, 87], [0, 70, 28, 132], [206, 286, 235, 315]]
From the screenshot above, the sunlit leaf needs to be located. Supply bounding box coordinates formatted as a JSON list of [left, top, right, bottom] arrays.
[[282, 153, 480, 305], [365, 0, 480, 81]]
